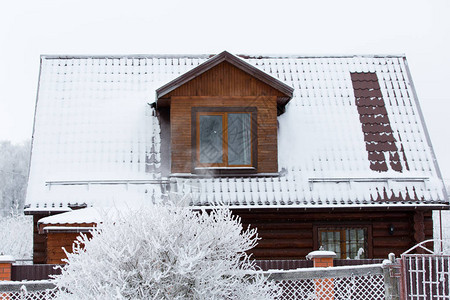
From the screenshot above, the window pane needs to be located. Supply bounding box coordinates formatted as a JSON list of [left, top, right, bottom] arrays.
[[199, 115, 223, 164], [227, 113, 251, 165], [347, 228, 367, 259], [320, 230, 341, 258], [319, 227, 367, 259]]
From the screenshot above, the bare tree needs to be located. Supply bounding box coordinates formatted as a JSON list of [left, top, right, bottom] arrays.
[[0, 140, 30, 216], [54, 206, 279, 299]]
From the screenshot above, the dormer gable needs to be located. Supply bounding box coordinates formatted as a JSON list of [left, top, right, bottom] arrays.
[[155, 51, 294, 175], [156, 51, 294, 115]]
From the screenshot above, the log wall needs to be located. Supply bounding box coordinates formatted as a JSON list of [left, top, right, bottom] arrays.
[[46, 230, 92, 264], [235, 209, 433, 260], [34, 208, 433, 264]]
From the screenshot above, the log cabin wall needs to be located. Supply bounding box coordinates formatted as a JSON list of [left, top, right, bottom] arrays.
[[45, 229, 93, 264], [30, 212, 64, 264], [32, 214, 48, 264], [167, 61, 283, 174], [46, 233, 82, 264], [38, 223, 95, 264], [235, 209, 433, 260]]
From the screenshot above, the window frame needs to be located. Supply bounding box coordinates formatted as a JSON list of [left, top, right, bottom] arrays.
[[313, 224, 373, 259], [191, 107, 258, 174]]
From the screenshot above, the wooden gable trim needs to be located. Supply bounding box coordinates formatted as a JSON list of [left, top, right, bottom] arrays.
[[156, 51, 294, 106]]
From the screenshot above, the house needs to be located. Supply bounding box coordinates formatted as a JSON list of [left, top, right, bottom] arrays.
[[25, 51, 449, 264]]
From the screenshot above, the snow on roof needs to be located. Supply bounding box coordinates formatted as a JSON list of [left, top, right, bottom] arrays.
[[25, 53, 448, 211], [38, 207, 102, 224]]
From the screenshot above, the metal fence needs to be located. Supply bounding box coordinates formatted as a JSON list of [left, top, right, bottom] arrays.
[[256, 259, 384, 271], [266, 263, 386, 300], [0, 281, 57, 300], [4, 241, 450, 299], [401, 240, 450, 300], [1, 264, 386, 300], [402, 255, 450, 299]]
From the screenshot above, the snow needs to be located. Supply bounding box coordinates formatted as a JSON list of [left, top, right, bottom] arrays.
[[25, 54, 448, 211], [43, 226, 94, 232], [0, 255, 15, 263], [0, 280, 53, 285], [38, 205, 148, 225], [38, 207, 102, 225], [306, 251, 337, 259], [263, 263, 384, 274], [0, 214, 32, 261], [52, 206, 279, 299]]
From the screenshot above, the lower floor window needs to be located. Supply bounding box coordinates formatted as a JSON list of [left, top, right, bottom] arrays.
[[318, 227, 368, 259]]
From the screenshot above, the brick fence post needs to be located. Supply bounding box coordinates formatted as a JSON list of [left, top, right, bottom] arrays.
[[307, 250, 336, 300], [0, 255, 15, 300], [0, 256, 15, 281]]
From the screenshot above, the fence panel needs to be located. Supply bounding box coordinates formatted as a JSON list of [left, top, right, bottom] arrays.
[[256, 259, 384, 271], [11, 265, 61, 281], [0, 281, 57, 300], [402, 254, 450, 299], [267, 264, 386, 300], [2, 263, 388, 300]]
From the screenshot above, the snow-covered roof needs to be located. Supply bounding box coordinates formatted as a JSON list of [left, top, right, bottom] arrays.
[[38, 207, 100, 225], [25, 53, 448, 211]]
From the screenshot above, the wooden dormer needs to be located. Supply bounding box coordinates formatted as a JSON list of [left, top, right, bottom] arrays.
[[155, 51, 294, 175]]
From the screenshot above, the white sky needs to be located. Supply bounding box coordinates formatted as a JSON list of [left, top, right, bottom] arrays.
[[0, 0, 449, 180]]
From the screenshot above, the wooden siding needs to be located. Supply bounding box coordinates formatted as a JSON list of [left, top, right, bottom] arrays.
[[171, 96, 278, 173], [46, 230, 92, 264], [165, 61, 285, 98], [32, 213, 57, 264], [47, 233, 79, 264], [167, 61, 282, 174], [235, 209, 433, 260]]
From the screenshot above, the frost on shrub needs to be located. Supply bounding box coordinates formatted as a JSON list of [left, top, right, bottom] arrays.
[[0, 212, 32, 261], [54, 206, 278, 300]]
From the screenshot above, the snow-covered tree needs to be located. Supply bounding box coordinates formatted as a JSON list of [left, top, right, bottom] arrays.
[[0, 212, 32, 260], [0, 140, 30, 216], [54, 205, 278, 300]]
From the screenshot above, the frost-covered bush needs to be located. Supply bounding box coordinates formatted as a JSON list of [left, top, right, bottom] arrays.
[[54, 206, 278, 300], [0, 212, 32, 260]]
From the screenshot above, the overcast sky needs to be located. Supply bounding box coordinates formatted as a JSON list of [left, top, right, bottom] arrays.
[[1, 0, 449, 180]]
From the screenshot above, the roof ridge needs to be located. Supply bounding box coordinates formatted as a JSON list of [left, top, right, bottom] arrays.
[[40, 53, 407, 60]]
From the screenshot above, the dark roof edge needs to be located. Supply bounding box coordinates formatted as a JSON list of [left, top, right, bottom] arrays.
[[40, 53, 407, 60], [24, 203, 449, 215], [402, 57, 449, 203], [227, 204, 450, 211], [155, 51, 294, 100]]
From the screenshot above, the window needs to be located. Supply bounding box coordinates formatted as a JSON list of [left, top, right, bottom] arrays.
[[192, 107, 257, 171], [317, 227, 369, 259]]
